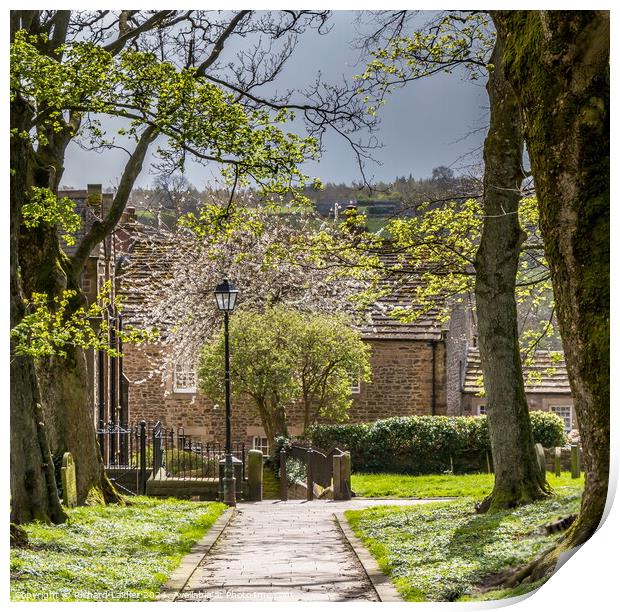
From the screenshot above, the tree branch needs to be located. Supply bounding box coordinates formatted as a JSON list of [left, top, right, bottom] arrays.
[[69, 125, 158, 278], [103, 11, 175, 55], [195, 11, 251, 77]]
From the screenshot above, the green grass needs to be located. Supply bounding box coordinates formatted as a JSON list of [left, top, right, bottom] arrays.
[[345, 481, 584, 602], [352, 471, 585, 498], [11, 497, 226, 602]]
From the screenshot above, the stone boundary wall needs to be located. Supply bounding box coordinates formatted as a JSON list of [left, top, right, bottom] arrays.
[[543, 446, 582, 473]]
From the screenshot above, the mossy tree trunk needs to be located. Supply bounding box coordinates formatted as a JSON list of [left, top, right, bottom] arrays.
[[37, 350, 122, 505], [474, 35, 550, 513], [492, 10, 609, 581], [14, 102, 123, 506], [10, 85, 67, 525], [11, 12, 124, 510], [15, 145, 123, 506]]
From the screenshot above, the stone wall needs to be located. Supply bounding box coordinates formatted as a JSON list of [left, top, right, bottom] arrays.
[[444, 298, 474, 416], [124, 337, 449, 446], [350, 339, 447, 420], [543, 446, 582, 472]]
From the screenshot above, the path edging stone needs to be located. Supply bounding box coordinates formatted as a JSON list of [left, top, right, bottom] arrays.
[[157, 506, 236, 602], [334, 510, 403, 602]]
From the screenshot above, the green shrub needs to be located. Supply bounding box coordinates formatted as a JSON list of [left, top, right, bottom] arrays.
[[306, 412, 564, 474], [528, 410, 566, 447]]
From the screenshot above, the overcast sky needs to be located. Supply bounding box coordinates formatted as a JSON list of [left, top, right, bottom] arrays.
[[61, 10, 489, 191]]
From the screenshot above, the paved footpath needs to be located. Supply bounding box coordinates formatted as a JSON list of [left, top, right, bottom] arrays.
[[175, 499, 435, 602]]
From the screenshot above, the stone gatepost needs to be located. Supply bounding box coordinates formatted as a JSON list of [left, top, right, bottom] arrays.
[[279, 449, 288, 501], [333, 454, 342, 500], [61, 452, 77, 508], [340, 452, 352, 501], [306, 448, 314, 501], [248, 449, 263, 501]]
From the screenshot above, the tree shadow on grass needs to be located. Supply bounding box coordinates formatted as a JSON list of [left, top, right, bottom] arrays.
[[446, 510, 507, 560], [437, 511, 509, 600]]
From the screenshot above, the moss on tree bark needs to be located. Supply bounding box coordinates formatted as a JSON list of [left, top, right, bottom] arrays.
[[10, 96, 67, 525], [474, 34, 550, 513], [10, 54, 123, 514], [492, 9, 609, 581]]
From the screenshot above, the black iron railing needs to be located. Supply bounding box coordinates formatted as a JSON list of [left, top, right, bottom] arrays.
[[97, 420, 246, 495]]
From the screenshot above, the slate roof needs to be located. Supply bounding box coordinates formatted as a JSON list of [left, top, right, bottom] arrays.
[[357, 272, 446, 341], [117, 228, 177, 328], [118, 232, 448, 342], [462, 347, 571, 394]]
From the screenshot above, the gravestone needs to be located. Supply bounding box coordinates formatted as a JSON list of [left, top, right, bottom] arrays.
[[534, 443, 546, 479], [554, 447, 562, 477], [61, 452, 77, 508], [247, 449, 263, 501], [571, 444, 581, 478]]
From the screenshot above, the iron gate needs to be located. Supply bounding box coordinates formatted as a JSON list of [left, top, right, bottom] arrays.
[[97, 420, 246, 495]]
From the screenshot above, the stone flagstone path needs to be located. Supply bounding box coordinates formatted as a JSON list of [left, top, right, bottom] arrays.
[[175, 498, 436, 602]]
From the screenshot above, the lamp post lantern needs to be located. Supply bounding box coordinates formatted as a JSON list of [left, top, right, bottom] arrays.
[[214, 278, 238, 506]]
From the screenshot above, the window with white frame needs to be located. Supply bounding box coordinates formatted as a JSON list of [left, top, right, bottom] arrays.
[[477, 404, 487, 416], [551, 405, 572, 433], [350, 375, 361, 394], [252, 436, 269, 455], [173, 362, 197, 393]]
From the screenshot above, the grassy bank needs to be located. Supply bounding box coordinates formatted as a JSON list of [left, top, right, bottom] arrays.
[[345, 482, 583, 602], [351, 471, 584, 498], [11, 497, 226, 602]]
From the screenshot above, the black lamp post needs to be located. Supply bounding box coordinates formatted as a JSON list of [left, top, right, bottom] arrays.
[[214, 278, 238, 506]]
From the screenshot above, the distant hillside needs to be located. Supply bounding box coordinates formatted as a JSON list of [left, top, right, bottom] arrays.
[[128, 167, 480, 228]]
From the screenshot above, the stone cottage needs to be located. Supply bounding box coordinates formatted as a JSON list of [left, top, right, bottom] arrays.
[[115, 234, 454, 453], [114, 231, 574, 453], [59, 185, 574, 453], [461, 347, 574, 431]]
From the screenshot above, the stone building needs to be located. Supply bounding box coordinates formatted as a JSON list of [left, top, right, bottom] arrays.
[[115, 235, 452, 453], [115, 231, 574, 453], [60, 186, 574, 452], [461, 347, 574, 432], [58, 185, 138, 453]]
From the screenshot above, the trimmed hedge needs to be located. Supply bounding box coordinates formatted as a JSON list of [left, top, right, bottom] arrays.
[[305, 412, 566, 474]]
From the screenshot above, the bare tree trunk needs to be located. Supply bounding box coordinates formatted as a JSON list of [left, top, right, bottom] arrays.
[[493, 10, 609, 580], [474, 35, 550, 513], [255, 399, 289, 452]]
